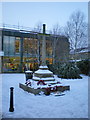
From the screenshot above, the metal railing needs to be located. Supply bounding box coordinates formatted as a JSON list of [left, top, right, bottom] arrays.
[[0, 23, 51, 34]]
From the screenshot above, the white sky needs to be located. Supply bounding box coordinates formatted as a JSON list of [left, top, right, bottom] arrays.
[[0, 1, 88, 30]]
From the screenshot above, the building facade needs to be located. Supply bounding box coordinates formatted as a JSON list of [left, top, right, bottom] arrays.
[[70, 47, 90, 61], [0, 28, 70, 73]]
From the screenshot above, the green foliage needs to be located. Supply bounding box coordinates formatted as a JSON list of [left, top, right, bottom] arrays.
[[77, 59, 90, 75], [47, 62, 62, 74], [48, 62, 82, 79], [58, 62, 82, 79]]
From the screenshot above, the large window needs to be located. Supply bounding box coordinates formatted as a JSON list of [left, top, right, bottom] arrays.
[[23, 38, 28, 54], [23, 37, 38, 56], [15, 37, 20, 54], [3, 56, 20, 72], [3, 36, 15, 56]]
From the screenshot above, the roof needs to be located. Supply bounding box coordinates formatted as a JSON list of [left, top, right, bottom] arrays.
[[1, 28, 68, 41], [70, 46, 90, 54]]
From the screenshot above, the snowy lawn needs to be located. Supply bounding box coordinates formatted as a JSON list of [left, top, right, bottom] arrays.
[[1, 73, 88, 118]]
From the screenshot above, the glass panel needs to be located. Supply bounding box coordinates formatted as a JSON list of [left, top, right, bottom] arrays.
[[3, 56, 20, 72], [23, 38, 28, 54], [23, 37, 38, 57], [9, 36, 15, 55], [15, 37, 20, 54], [3, 36, 15, 56], [3, 36, 9, 55]]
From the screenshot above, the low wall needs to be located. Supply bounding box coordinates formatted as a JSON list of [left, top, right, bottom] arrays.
[[19, 83, 70, 95], [19, 83, 46, 95]]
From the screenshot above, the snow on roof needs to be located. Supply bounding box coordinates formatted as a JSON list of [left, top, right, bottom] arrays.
[[70, 47, 90, 54], [77, 48, 90, 53], [69, 59, 82, 62]]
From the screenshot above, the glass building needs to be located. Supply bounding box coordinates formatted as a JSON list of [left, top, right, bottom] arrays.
[[0, 28, 70, 73]]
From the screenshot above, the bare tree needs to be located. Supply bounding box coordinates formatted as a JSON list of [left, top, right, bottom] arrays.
[[64, 11, 88, 61], [33, 22, 43, 66], [49, 23, 62, 64], [33, 21, 42, 33]]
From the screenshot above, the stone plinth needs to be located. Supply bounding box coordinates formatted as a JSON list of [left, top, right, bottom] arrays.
[[33, 66, 55, 81]]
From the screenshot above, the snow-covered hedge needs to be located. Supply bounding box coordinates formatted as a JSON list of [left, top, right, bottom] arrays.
[[58, 62, 82, 79], [48, 62, 82, 79], [77, 59, 90, 76]]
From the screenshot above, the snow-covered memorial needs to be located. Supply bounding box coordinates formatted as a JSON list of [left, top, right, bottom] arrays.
[[19, 24, 70, 95]]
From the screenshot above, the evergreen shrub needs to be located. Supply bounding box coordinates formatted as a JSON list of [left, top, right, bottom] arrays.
[[48, 62, 82, 79], [58, 62, 82, 79], [77, 59, 90, 75], [47, 62, 62, 74]]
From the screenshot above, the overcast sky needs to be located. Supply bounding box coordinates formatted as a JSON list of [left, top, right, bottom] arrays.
[[1, 2, 88, 30]]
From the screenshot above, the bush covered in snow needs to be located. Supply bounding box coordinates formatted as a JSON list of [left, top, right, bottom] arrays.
[[48, 62, 82, 79], [58, 62, 82, 79], [77, 59, 90, 76]]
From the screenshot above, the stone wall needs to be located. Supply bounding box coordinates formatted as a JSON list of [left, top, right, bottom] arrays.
[[55, 37, 70, 62], [19, 83, 70, 95]]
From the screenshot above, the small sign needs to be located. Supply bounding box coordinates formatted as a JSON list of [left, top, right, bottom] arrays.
[[0, 51, 4, 56]]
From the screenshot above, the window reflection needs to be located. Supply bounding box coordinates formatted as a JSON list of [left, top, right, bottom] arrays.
[[3, 36, 15, 56]]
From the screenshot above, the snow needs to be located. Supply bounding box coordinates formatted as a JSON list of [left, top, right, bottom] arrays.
[[35, 69, 53, 74], [24, 78, 63, 89], [69, 59, 82, 62], [1, 73, 88, 118], [25, 70, 33, 73], [78, 49, 88, 53], [39, 66, 48, 69], [32, 76, 55, 81], [70, 47, 90, 54]]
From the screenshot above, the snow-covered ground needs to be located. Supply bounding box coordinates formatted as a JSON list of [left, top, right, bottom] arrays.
[[1, 73, 88, 118]]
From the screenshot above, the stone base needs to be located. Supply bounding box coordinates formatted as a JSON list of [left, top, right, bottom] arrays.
[[19, 83, 70, 95], [32, 65, 55, 81]]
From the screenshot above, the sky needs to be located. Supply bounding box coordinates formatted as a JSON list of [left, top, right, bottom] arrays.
[[1, 2, 88, 31]]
